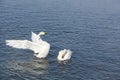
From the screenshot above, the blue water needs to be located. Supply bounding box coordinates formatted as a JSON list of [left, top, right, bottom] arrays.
[[1, 0, 120, 80]]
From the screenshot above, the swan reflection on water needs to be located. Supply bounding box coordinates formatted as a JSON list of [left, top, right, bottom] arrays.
[[57, 59, 72, 73], [6, 58, 49, 75]]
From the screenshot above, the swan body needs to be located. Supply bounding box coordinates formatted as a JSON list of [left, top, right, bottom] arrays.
[[6, 32, 50, 58], [57, 49, 72, 61]]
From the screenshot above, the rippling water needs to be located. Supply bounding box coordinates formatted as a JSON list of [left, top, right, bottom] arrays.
[[1, 0, 120, 80]]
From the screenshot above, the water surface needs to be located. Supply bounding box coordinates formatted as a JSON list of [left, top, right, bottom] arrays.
[[0, 0, 120, 80]]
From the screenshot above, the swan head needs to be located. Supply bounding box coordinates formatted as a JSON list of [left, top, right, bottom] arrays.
[[59, 49, 67, 58], [38, 31, 47, 36]]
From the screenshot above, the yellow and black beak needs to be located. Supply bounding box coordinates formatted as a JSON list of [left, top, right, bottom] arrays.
[[44, 32, 47, 35]]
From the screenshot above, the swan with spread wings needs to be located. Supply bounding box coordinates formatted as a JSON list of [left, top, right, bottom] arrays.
[[6, 32, 50, 58]]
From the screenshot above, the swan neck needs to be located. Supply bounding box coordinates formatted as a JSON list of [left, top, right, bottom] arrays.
[[38, 34, 43, 41]]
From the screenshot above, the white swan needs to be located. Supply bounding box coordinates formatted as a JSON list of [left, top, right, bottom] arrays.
[[6, 31, 50, 58], [57, 49, 72, 61]]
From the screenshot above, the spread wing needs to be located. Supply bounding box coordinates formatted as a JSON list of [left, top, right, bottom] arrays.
[[6, 40, 42, 53], [31, 32, 40, 42]]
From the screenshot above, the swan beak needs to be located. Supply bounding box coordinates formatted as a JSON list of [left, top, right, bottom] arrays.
[[39, 31, 47, 35], [44, 32, 47, 35], [42, 32, 47, 35], [62, 52, 66, 58]]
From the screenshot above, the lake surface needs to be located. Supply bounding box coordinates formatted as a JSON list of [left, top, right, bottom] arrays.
[[0, 0, 120, 80]]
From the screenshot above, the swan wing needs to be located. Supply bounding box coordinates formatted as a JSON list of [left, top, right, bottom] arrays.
[[31, 32, 40, 42], [6, 40, 42, 53], [64, 50, 72, 60], [6, 40, 30, 49]]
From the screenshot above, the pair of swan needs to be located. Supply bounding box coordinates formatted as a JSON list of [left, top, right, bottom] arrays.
[[6, 32, 72, 61]]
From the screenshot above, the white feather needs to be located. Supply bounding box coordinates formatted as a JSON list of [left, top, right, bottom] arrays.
[[6, 32, 50, 58], [31, 32, 40, 43], [57, 49, 72, 61]]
